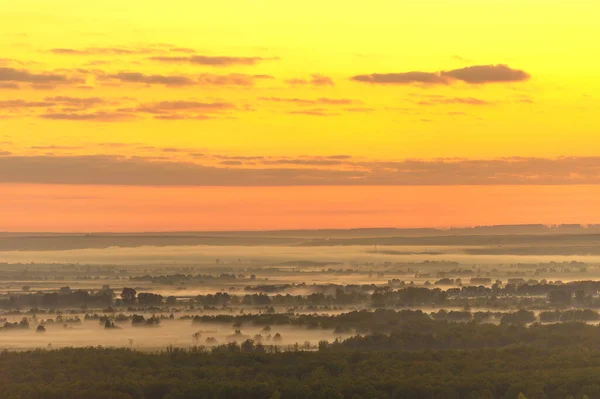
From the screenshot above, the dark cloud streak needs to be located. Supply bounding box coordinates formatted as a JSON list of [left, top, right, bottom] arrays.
[[149, 55, 277, 66], [286, 74, 334, 86], [351, 64, 530, 86], [0, 155, 598, 186], [442, 64, 530, 84], [0, 67, 81, 85]]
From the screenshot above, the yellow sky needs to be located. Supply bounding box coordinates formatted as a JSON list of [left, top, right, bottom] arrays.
[[1, 1, 599, 230], [2, 0, 600, 158]]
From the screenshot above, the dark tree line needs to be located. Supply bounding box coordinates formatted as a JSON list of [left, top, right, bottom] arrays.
[[3, 346, 600, 398]]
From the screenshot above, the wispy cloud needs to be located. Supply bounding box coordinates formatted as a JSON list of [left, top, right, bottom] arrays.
[[352, 72, 448, 85], [103, 72, 195, 86], [0, 100, 55, 109], [287, 108, 340, 117], [45, 96, 105, 107], [132, 101, 235, 113], [441, 64, 530, 84], [0, 83, 20, 89], [101, 72, 272, 87], [49, 47, 156, 55], [197, 73, 273, 86], [123, 100, 235, 120], [351, 64, 530, 86], [39, 112, 134, 122], [415, 96, 492, 106], [286, 74, 334, 86], [0, 67, 83, 86], [260, 97, 358, 105], [149, 55, 278, 66], [1, 155, 600, 186]]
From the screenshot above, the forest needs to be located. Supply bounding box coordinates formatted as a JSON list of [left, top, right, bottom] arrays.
[[3, 227, 600, 398], [2, 346, 600, 399]]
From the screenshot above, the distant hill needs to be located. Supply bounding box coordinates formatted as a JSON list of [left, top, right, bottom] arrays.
[[0, 224, 600, 251]]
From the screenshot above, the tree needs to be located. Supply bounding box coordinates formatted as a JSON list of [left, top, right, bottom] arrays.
[[575, 289, 587, 305], [137, 292, 163, 306], [19, 317, 30, 329], [548, 290, 571, 306], [120, 287, 137, 304], [104, 320, 117, 329], [192, 332, 202, 343], [166, 296, 178, 306], [241, 339, 255, 352]]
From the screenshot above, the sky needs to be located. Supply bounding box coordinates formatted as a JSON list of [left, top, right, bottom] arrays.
[[1, 0, 600, 231]]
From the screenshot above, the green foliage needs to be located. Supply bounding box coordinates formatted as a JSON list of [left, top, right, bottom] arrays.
[[2, 346, 600, 398]]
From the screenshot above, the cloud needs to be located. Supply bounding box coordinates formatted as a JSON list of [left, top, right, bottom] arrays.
[[351, 64, 530, 86], [197, 73, 269, 86], [442, 64, 530, 84], [310, 74, 334, 86], [260, 97, 358, 105], [104, 72, 195, 86], [0, 100, 55, 108], [149, 55, 276, 66], [153, 114, 213, 121], [132, 101, 235, 114], [344, 107, 375, 113], [0, 97, 118, 119], [50, 48, 90, 55], [286, 74, 334, 86], [263, 159, 345, 166], [262, 96, 366, 115], [326, 155, 353, 160], [45, 96, 105, 107], [102, 72, 269, 87], [0, 155, 359, 185], [215, 155, 265, 161], [84, 60, 110, 66], [452, 55, 475, 63], [317, 98, 357, 105], [0, 83, 20, 89], [253, 74, 275, 80], [0, 151, 12, 156], [0, 67, 82, 85], [122, 101, 235, 120], [287, 108, 340, 117], [106, 72, 195, 86], [219, 160, 244, 166], [170, 47, 196, 53], [50, 47, 156, 55], [0, 96, 233, 122], [351, 72, 449, 85], [0, 58, 36, 67], [352, 157, 600, 185], [2, 155, 600, 186], [39, 112, 134, 122], [416, 96, 491, 106], [30, 145, 83, 150], [260, 97, 315, 104], [31, 84, 59, 90]]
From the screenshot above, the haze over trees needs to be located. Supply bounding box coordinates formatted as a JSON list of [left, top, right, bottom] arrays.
[[3, 226, 600, 397]]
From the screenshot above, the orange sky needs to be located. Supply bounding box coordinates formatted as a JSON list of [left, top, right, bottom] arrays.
[[2, 184, 600, 232], [1, 1, 599, 231]]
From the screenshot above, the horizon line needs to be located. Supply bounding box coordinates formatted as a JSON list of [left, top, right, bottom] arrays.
[[1, 223, 599, 235]]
